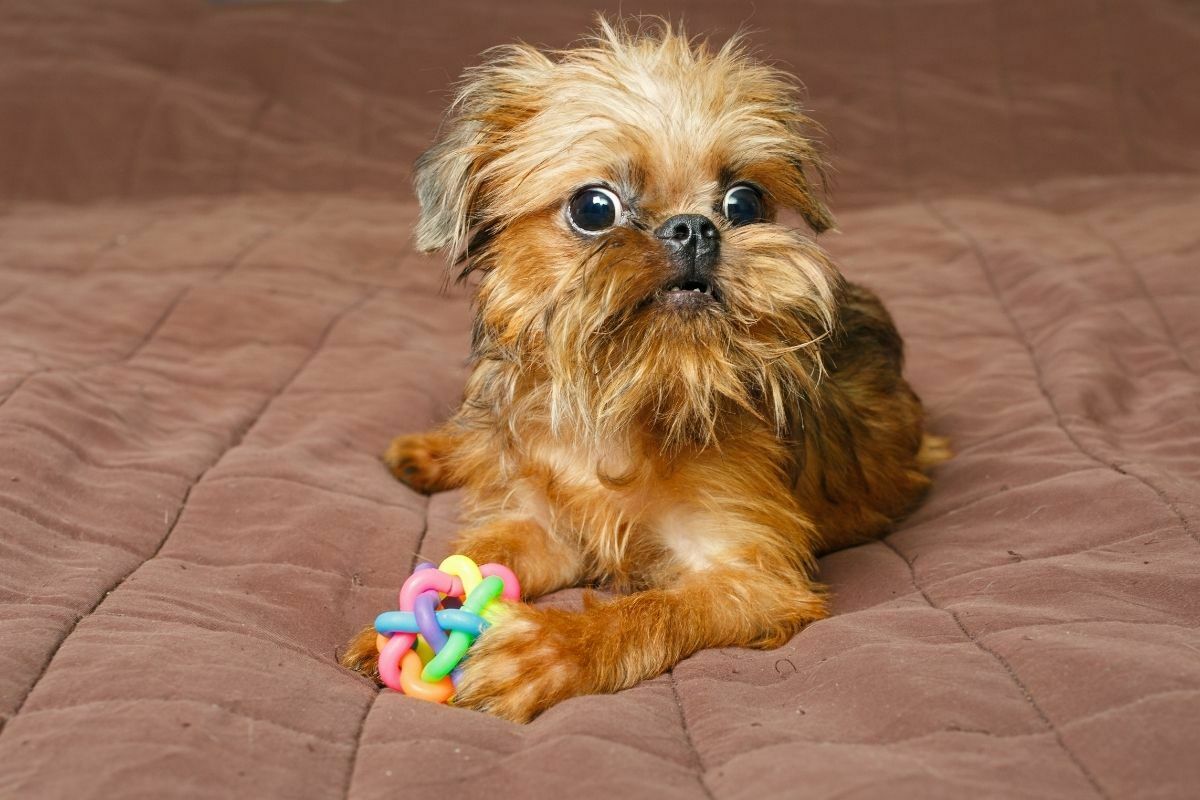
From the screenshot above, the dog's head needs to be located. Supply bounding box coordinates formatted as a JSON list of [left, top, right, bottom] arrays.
[[416, 18, 842, 449]]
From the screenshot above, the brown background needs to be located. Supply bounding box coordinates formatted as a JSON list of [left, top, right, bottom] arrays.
[[1, 1, 1198, 798]]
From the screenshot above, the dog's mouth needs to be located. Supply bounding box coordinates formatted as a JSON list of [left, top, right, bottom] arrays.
[[658, 278, 720, 308]]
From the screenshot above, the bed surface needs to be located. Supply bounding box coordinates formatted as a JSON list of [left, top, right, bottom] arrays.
[[1, 2, 1198, 797]]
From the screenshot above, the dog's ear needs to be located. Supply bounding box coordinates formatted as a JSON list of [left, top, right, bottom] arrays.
[[412, 120, 484, 257], [773, 110, 835, 234], [790, 155, 835, 235], [717, 33, 835, 235], [413, 45, 552, 262]]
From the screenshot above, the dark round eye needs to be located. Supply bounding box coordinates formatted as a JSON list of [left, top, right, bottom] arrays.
[[567, 186, 622, 232], [722, 185, 764, 225]]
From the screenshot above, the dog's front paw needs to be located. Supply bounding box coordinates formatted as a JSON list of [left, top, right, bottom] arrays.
[[384, 433, 452, 494], [454, 605, 588, 723], [340, 624, 382, 681]]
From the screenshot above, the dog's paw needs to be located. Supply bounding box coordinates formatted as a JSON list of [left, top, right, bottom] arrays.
[[384, 433, 451, 494], [340, 624, 382, 681], [453, 605, 588, 723]]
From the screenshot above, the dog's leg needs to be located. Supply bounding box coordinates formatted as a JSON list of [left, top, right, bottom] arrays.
[[384, 427, 462, 493], [455, 518, 585, 600], [340, 624, 384, 679], [792, 281, 945, 553], [453, 563, 826, 722], [340, 517, 583, 681]]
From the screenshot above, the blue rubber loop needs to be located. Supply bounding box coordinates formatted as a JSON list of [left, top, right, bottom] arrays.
[[374, 609, 489, 637]]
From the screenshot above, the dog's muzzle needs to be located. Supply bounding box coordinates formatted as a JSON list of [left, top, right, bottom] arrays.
[[655, 214, 720, 303]]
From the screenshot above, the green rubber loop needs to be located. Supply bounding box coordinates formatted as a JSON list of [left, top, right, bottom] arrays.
[[464, 575, 504, 613], [421, 576, 505, 681]]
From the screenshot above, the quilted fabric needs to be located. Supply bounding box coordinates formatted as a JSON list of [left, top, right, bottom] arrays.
[[0, 2, 1197, 798]]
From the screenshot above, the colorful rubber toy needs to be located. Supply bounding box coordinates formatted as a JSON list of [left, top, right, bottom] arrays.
[[373, 554, 521, 703]]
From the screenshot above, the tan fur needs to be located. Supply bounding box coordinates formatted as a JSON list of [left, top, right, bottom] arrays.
[[343, 18, 948, 722]]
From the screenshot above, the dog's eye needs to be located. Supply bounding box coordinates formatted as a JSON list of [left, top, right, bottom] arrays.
[[722, 185, 764, 226], [568, 186, 622, 232]]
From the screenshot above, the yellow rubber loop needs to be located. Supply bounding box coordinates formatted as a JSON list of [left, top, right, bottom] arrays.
[[438, 554, 484, 596], [414, 636, 436, 664]]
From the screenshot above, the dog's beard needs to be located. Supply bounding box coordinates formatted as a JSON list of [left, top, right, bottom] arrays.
[[535, 228, 841, 452]]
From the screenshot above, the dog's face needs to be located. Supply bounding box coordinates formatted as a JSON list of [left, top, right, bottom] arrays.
[[416, 21, 843, 449]]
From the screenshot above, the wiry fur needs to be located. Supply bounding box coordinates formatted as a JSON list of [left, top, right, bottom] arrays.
[[342, 18, 948, 722]]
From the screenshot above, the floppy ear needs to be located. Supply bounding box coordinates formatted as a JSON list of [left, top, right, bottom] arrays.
[[791, 156, 835, 234], [412, 119, 486, 258], [412, 44, 552, 263], [778, 110, 835, 234], [729, 108, 837, 235]]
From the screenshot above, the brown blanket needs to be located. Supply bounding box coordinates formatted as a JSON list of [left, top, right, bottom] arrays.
[[1, 2, 1198, 798]]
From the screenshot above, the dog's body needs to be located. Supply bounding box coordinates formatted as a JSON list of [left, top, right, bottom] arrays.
[[343, 20, 946, 722]]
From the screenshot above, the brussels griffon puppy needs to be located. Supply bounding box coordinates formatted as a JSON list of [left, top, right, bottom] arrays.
[[342, 19, 947, 722]]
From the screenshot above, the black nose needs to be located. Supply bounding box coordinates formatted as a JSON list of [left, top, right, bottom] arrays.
[[655, 214, 720, 271]]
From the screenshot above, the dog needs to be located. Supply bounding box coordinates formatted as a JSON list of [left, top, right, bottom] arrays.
[[342, 18, 948, 722]]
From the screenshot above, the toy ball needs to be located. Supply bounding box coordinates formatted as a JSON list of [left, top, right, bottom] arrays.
[[373, 554, 520, 703]]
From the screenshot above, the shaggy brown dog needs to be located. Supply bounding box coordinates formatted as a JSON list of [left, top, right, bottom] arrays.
[[342, 19, 948, 722]]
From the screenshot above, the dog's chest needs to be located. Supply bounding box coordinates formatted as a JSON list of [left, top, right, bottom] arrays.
[[521, 438, 642, 512], [511, 437, 727, 571]]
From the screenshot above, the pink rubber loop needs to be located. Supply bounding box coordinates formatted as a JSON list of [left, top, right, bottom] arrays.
[[377, 631, 415, 691], [399, 563, 518, 606], [397, 568, 455, 610], [480, 563, 521, 600]]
